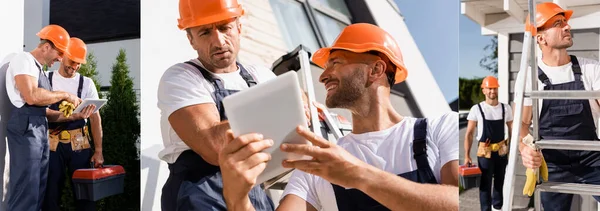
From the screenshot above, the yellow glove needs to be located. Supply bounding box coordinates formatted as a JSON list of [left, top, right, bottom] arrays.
[[58, 101, 76, 118], [523, 157, 548, 196], [523, 168, 537, 196], [522, 134, 549, 196]]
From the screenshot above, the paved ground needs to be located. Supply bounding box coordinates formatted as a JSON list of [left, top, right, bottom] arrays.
[[459, 123, 532, 211]]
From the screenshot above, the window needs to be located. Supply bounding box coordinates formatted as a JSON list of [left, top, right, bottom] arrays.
[[270, 0, 321, 53], [50, 0, 140, 43], [269, 0, 351, 53]]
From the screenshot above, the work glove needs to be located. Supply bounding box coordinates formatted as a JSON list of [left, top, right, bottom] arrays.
[[59, 100, 76, 118], [522, 134, 548, 196]]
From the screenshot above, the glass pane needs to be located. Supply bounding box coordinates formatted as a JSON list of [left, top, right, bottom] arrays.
[[314, 11, 347, 46], [313, 0, 350, 16], [269, 0, 320, 53]]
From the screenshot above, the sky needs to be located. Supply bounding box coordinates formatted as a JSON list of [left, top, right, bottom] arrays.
[[459, 15, 496, 79], [395, 0, 493, 102], [394, 0, 459, 103]]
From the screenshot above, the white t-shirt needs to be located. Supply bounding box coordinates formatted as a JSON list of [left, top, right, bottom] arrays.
[[49, 71, 100, 112], [467, 102, 513, 140], [281, 112, 459, 211], [157, 59, 277, 163], [5, 52, 43, 108], [516, 56, 600, 130]]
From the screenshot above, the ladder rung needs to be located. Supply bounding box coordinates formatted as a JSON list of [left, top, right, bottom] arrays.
[[525, 91, 600, 99], [536, 140, 600, 151], [535, 182, 600, 196]]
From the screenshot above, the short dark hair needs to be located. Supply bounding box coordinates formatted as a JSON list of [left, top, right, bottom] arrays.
[[39, 39, 56, 48]]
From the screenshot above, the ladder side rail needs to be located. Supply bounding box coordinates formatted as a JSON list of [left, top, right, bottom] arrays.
[[502, 28, 534, 211]]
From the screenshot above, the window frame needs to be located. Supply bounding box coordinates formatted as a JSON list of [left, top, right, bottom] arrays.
[[284, 0, 353, 50]]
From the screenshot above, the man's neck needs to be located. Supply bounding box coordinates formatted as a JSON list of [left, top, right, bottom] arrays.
[[485, 99, 499, 106], [541, 48, 570, 67], [198, 58, 237, 74], [350, 87, 403, 134], [58, 68, 75, 78], [29, 48, 45, 66]]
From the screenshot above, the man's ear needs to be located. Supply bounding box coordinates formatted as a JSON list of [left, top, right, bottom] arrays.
[[237, 19, 242, 34], [368, 59, 387, 83], [186, 29, 196, 50], [536, 33, 546, 46]]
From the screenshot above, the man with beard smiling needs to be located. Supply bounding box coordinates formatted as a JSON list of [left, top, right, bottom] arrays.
[[42, 37, 100, 211], [157, 0, 278, 210], [464, 76, 513, 211], [516, 2, 600, 210], [218, 23, 459, 211]]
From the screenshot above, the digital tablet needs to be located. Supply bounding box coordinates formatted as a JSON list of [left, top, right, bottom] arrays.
[[223, 71, 311, 184], [74, 99, 108, 113]]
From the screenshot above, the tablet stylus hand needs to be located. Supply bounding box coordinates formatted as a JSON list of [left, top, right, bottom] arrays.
[[220, 130, 273, 208], [72, 104, 96, 120]]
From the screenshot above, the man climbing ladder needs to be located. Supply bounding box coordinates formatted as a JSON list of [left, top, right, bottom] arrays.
[[505, 2, 600, 211]]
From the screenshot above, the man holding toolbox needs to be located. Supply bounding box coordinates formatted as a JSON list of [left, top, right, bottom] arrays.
[[464, 76, 513, 211], [42, 37, 102, 211]]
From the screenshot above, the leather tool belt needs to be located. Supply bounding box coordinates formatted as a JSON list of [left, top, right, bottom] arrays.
[[477, 139, 508, 158], [49, 126, 91, 151]]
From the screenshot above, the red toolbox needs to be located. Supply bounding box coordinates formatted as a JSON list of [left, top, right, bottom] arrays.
[[459, 164, 482, 190], [72, 165, 126, 201]]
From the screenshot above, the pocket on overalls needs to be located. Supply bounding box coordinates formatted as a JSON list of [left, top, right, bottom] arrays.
[[6, 113, 29, 136], [548, 103, 583, 136]]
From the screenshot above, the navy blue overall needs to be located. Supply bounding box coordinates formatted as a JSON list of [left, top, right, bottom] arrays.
[[331, 118, 437, 211], [538, 56, 600, 211], [42, 72, 95, 211], [476, 103, 507, 211], [6, 61, 51, 211], [161, 61, 274, 211]]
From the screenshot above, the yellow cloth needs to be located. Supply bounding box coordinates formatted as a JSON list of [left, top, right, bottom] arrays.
[[523, 156, 548, 196], [58, 100, 75, 118], [522, 134, 549, 196]]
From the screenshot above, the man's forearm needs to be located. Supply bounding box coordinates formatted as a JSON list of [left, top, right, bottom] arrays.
[[185, 121, 230, 165], [90, 113, 103, 151], [29, 88, 68, 106], [357, 165, 458, 211], [464, 134, 473, 159], [46, 108, 76, 122], [46, 108, 62, 122]]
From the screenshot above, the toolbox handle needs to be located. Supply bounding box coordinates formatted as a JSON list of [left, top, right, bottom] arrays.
[[90, 162, 104, 169]]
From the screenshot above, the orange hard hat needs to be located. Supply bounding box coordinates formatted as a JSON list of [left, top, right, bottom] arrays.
[[312, 23, 407, 84], [525, 2, 572, 36], [36, 24, 70, 53], [67, 38, 87, 64], [177, 0, 245, 30], [481, 76, 499, 88]]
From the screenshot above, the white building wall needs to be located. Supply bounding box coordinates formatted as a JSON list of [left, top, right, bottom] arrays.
[[140, 0, 195, 209], [0, 1, 25, 209]]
